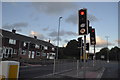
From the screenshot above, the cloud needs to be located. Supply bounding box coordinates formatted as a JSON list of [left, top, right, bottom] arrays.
[[48, 30, 77, 37], [65, 13, 98, 25], [42, 27, 49, 31], [2, 22, 28, 32], [88, 14, 98, 22], [64, 40, 69, 43], [32, 2, 78, 15], [65, 14, 77, 25], [115, 40, 120, 43], [52, 37, 62, 41], [115, 39, 120, 45], [87, 36, 113, 47], [29, 31, 46, 40]]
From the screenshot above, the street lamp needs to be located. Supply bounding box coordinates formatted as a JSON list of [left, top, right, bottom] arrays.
[[105, 36, 109, 63], [56, 17, 62, 60], [0, 33, 3, 60]]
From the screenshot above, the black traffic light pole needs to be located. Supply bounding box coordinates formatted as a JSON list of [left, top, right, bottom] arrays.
[[93, 44, 96, 66], [84, 35, 86, 63], [78, 8, 88, 78]]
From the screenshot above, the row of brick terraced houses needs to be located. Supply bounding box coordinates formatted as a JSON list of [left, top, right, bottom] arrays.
[[0, 29, 56, 60]]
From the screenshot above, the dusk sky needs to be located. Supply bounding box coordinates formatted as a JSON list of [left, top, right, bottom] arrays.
[[1, 1, 119, 52]]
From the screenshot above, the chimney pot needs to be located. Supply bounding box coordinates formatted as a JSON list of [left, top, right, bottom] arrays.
[[12, 29, 16, 33]]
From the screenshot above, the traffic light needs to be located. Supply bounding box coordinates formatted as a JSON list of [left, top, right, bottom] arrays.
[[87, 20, 92, 34], [78, 37, 83, 47], [90, 28, 96, 45], [86, 43, 89, 51], [78, 8, 88, 35], [88, 26, 92, 34]]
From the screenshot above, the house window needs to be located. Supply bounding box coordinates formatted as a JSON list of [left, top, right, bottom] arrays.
[[52, 48, 55, 51], [36, 51, 40, 56], [41, 46, 44, 50], [9, 49, 12, 54], [9, 39, 16, 45], [6, 49, 8, 54], [42, 53, 46, 56], [39, 45, 42, 49], [35, 44, 39, 49], [23, 42, 27, 47], [44, 46, 47, 50], [13, 49, 17, 54], [21, 50, 26, 55]]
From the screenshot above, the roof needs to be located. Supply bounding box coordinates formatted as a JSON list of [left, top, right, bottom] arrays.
[[0, 29, 54, 47]]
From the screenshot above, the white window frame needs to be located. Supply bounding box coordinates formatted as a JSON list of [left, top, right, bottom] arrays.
[[13, 49, 17, 54], [52, 48, 55, 51], [35, 44, 39, 49], [9, 39, 16, 45], [3, 47, 13, 58], [23, 42, 27, 47], [44, 46, 48, 50]]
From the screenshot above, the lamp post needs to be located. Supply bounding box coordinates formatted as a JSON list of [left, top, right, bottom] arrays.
[[105, 36, 109, 63], [56, 17, 62, 60], [0, 33, 3, 60]]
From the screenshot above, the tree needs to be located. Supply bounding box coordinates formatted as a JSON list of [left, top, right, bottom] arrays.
[[96, 47, 109, 60], [96, 46, 120, 61], [109, 46, 120, 61], [64, 39, 80, 59]]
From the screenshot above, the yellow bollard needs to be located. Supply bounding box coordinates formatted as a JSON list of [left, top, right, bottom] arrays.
[[0, 75, 5, 80], [1, 61, 19, 80]]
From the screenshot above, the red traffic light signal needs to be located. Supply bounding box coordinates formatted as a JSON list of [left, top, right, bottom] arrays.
[[80, 11, 85, 15], [92, 29, 95, 32]]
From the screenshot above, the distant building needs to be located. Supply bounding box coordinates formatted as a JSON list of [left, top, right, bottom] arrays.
[[0, 29, 56, 60]]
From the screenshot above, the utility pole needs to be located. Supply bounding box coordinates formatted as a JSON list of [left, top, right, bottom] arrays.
[[105, 36, 109, 63]]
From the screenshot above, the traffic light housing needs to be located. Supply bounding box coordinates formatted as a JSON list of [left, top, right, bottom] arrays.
[[78, 37, 83, 47], [86, 43, 89, 51], [78, 8, 88, 35], [90, 28, 96, 45]]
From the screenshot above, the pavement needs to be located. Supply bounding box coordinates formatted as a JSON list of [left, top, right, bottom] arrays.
[[37, 65, 105, 79]]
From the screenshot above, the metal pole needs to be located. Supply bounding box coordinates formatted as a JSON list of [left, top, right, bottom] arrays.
[[93, 44, 95, 66], [0, 33, 3, 61], [57, 17, 62, 60], [105, 36, 109, 63], [84, 35, 86, 63], [77, 60, 79, 77], [83, 35, 86, 78], [18, 41, 21, 62], [53, 58, 56, 75], [80, 39, 82, 62]]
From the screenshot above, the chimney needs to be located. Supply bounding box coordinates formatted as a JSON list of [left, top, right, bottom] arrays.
[[34, 36, 37, 39], [12, 29, 16, 33], [48, 40, 50, 43]]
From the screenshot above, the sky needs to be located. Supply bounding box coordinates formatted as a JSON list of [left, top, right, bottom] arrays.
[[1, 1, 119, 52]]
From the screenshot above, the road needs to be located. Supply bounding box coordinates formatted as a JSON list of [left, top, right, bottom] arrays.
[[19, 65, 53, 78], [100, 61, 119, 79]]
